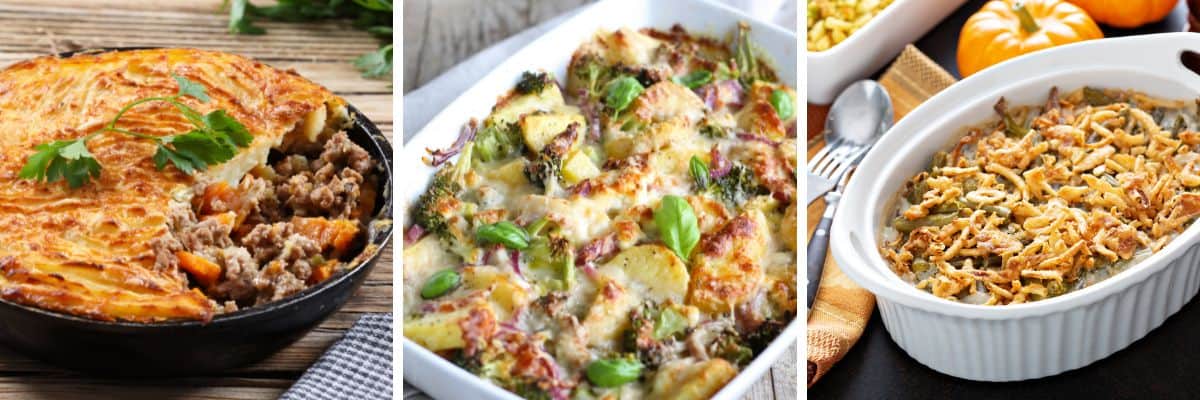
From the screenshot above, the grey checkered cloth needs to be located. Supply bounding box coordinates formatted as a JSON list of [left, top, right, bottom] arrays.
[[282, 313, 393, 400]]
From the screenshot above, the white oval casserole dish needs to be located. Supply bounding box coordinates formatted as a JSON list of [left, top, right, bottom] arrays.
[[401, 0, 799, 398], [829, 33, 1200, 382]]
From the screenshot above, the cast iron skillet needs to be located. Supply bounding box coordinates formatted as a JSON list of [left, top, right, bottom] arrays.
[[0, 48, 394, 376]]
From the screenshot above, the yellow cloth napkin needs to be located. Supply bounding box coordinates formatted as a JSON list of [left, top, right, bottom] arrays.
[[806, 45, 957, 387]]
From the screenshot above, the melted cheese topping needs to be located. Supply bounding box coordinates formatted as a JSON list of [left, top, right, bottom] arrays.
[[0, 49, 342, 322]]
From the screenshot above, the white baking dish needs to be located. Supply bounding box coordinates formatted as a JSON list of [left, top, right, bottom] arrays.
[[400, 0, 799, 398], [829, 33, 1200, 381], [807, 0, 965, 104]]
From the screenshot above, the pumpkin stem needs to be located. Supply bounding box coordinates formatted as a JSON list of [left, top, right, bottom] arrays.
[[1012, 1, 1040, 33]]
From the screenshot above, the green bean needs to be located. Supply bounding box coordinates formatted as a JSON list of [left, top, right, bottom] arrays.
[[476, 221, 530, 249], [982, 205, 1011, 218], [932, 199, 964, 214], [1083, 87, 1114, 106], [1046, 280, 1067, 297], [1003, 114, 1028, 138], [420, 269, 461, 299], [586, 357, 643, 387], [912, 260, 931, 273], [963, 178, 978, 193], [892, 213, 957, 233], [906, 180, 929, 204], [931, 151, 948, 169]]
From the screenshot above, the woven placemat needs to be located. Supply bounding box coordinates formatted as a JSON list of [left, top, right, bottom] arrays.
[[807, 44, 957, 387]]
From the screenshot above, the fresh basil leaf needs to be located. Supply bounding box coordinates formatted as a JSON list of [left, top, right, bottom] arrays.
[[605, 76, 644, 114], [769, 89, 794, 120], [476, 221, 531, 250], [672, 70, 713, 90], [689, 156, 710, 189], [654, 195, 700, 261], [173, 75, 210, 103]]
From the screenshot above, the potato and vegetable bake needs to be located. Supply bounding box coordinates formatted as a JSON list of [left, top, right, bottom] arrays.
[[883, 87, 1200, 305], [404, 24, 797, 399]]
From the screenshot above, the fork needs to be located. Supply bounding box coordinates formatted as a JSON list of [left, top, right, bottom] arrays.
[[806, 139, 869, 311]]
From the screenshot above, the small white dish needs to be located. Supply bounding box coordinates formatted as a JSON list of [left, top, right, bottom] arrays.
[[807, 0, 966, 104]]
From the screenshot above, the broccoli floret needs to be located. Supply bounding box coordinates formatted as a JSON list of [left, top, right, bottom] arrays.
[[699, 122, 730, 139], [510, 381, 553, 400], [474, 122, 523, 163], [623, 303, 681, 368], [527, 222, 576, 290], [524, 125, 577, 190], [516, 71, 551, 95], [712, 163, 767, 206], [744, 317, 789, 354], [709, 328, 753, 366], [568, 53, 612, 100], [413, 142, 475, 238]]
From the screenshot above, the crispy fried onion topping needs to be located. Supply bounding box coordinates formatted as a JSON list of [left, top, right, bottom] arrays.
[[884, 88, 1200, 305]]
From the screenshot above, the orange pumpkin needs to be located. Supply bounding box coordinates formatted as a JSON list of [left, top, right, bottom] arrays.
[[1065, 0, 1177, 28], [958, 0, 1103, 77]]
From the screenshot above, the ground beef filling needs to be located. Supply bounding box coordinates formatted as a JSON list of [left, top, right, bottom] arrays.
[[152, 132, 377, 313]]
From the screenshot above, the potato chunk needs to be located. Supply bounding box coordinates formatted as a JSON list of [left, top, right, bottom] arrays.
[[648, 358, 738, 400], [520, 110, 586, 153], [403, 298, 495, 352], [598, 244, 690, 304], [687, 210, 769, 313], [581, 278, 639, 347]]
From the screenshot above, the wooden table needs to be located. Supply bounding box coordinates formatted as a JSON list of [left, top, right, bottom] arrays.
[[0, 1, 393, 399], [402, 1, 796, 399], [810, 1, 1197, 398]]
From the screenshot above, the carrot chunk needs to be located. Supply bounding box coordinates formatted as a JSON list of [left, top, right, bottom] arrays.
[[175, 251, 221, 287], [292, 217, 360, 255]]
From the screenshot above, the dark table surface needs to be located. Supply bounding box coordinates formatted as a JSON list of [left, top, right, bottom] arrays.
[[809, 1, 1197, 399]]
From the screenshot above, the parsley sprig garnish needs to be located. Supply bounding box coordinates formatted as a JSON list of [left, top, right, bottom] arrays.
[[223, 0, 393, 79], [18, 75, 253, 188]]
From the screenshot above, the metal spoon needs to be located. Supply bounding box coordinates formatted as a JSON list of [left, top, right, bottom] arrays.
[[807, 80, 893, 313]]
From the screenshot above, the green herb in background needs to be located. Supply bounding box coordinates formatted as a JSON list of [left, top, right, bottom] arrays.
[[223, 0, 393, 79], [20, 76, 252, 188]]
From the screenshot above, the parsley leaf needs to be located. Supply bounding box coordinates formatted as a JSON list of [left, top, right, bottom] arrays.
[[354, 44, 393, 79], [19, 139, 101, 189], [174, 75, 210, 103], [224, 0, 392, 79], [202, 110, 254, 147], [21, 75, 252, 188]]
